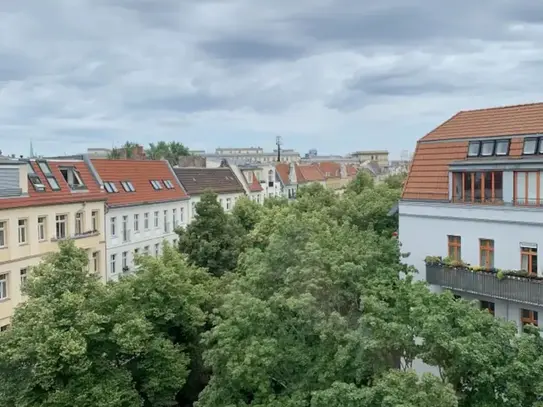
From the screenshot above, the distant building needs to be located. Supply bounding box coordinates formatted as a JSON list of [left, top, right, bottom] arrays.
[[199, 146, 301, 164], [351, 150, 389, 168]]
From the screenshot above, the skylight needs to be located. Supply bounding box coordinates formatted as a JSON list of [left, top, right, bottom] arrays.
[[163, 180, 174, 189], [150, 180, 162, 190], [480, 141, 495, 156], [104, 181, 118, 193], [467, 139, 512, 158], [26, 163, 45, 192], [121, 181, 135, 192], [523, 137, 538, 155], [467, 141, 481, 157], [495, 140, 510, 156]]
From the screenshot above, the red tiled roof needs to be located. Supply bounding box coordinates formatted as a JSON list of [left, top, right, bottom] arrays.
[[317, 162, 341, 179], [275, 163, 291, 185], [90, 159, 188, 207], [296, 164, 325, 183], [247, 171, 263, 192], [346, 164, 358, 176], [0, 159, 106, 210]]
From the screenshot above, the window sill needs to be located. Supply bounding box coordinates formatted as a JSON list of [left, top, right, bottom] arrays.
[[18, 243, 29, 247], [38, 239, 47, 243], [52, 231, 100, 242], [0, 297, 11, 303]]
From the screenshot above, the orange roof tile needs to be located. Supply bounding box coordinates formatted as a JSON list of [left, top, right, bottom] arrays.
[[90, 159, 188, 207], [421, 102, 543, 142], [316, 162, 341, 179], [247, 171, 263, 192], [0, 159, 106, 210], [295, 164, 325, 183], [275, 163, 291, 185]]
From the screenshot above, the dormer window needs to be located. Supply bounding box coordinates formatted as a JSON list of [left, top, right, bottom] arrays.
[[523, 137, 538, 155], [150, 180, 162, 190], [121, 181, 135, 192], [480, 141, 495, 156], [467, 141, 481, 157], [59, 167, 86, 190], [495, 140, 510, 156], [36, 161, 60, 191], [27, 163, 45, 192], [104, 181, 118, 193]]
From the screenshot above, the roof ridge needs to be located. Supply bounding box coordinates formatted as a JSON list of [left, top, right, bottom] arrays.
[[458, 101, 543, 114]]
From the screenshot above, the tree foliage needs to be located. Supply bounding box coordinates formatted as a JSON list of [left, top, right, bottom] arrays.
[[147, 141, 190, 165], [1, 175, 542, 407]]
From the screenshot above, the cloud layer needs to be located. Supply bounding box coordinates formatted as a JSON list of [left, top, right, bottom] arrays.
[[1, 0, 543, 157]]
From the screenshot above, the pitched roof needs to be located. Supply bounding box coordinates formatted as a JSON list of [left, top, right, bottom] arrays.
[[275, 163, 291, 185], [173, 167, 245, 196], [421, 102, 543, 142], [402, 102, 533, 200], [0, 159, 106, 210], [346, 164, 358, 176], [246, 171, 263, 192], [90, 159, 188, 207], [295, 164, 325, 183], [317, 162, 341, 179]]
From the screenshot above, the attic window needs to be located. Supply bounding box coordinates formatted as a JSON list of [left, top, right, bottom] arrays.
[[26, 163, 45, 192], [163, 180, 175, 189], [480, 141, 495, 156], [495, 140, 510, 156], [104, 181, 118, 193], [467, 141, 481, 157], [59, 167, 86, 190], [150, 180, 162, 190], [36, 161, 61, 191], [523, 137, 538, 155], [121, 181, 135, 192]]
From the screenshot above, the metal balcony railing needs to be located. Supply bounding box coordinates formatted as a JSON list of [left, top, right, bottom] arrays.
[[426, 264, 543, 307]]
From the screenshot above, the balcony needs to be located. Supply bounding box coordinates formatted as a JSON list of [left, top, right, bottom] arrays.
[[426, 262, 543, 307]]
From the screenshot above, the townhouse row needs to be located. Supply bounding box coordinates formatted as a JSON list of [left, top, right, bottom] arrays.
[[0, 155, 360, 329]]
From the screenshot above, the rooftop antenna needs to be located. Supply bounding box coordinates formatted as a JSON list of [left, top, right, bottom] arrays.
[[276, 135, 282, 162]]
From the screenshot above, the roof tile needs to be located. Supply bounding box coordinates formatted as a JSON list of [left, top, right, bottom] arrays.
[[173, 167, 245, 195], [296, 164, 325, 183]]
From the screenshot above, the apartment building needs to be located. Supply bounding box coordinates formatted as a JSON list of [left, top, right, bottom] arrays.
[[275, 163, 298, 200], [0, 157, 107, 329], [88, 159, 189, 280], [229, 164, 265, 203], [173, 167, 246, 218], [203, 146, 301, 164], [399, 102, 543, 332]]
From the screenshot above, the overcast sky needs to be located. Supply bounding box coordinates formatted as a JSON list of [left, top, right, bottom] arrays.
[[1, 0, 542, 158]]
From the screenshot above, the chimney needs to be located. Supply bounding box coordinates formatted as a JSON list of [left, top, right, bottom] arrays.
[[288, 162, 297, 184]]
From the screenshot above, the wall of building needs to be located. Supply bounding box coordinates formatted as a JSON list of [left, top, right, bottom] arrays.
[[105, 199, 190, 280], [189, 192, 245, 220], [0, 200, 107, 327]]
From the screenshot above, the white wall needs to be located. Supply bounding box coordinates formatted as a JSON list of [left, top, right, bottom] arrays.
[[106, 199, 190, 280], [189, 192, 245, 220]]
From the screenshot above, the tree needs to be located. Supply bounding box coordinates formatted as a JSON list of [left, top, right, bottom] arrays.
[[231, 196, 264, 232], [147, 141, 190, 166], [345, 170, 374, 194], [0, 241, 211, 407], [383, 172, 407, 190], [177, 192, 245, 276]]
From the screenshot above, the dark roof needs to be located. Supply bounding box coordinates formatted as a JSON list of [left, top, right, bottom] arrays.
[[173, 167, 245, 196]]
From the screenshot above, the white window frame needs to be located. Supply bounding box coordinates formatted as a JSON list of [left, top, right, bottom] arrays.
[[55, 214, 67, 240], [122, 251, 128, 269], [226, 198, 231, 210], [110, 217, 117, 237], [18, 219, 28, 245], [134, 214, 139, 233], [37, 216, 46, 241], [110, 254, 117, 274], [180, 207, 184, 223], [144, 213, 150, 230], [154, 211, 159, 228], [91, 210, 99, 232], [0, 221, 5, 248], [154, 243, 160, 256], [75, 211, 84, 236], [0, 273, 8, 300], [172, 208, 177, 227], [20, 268, 27, 288], [92, 251, 99, 273]]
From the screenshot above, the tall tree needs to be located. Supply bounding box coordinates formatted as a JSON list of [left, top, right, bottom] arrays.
[[177, 192, 245, 276], [345, 170, 375, 194], [147, 141, 190, 166]]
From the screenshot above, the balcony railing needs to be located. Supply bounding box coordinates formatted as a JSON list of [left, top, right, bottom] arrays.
[[52, 230, 100, 242], [426, 263, 543, 307], [403, 191, 543, 208]]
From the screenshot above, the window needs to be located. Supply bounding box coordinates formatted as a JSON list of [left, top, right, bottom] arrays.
[[37, 216, 46, 241], [452, 171, 503, 203], [523, 137, 538, 155], [134, 248, 139, 256], [467, 141, 481, 157], [38, 161, 52, 175], [122, 251, 128, 269], [55, 215, 67, 239], [75, 211, 83, 235], [144, 213, 149, 230], [155, 243, 160, 256], [180, 207, 184, 223], [226, 198, 231, 210], [122, 215, 129, 242], [144, 245, 150, 254], [164, 210, 169, 233], [521, 246, 538, 276], [0, 273, 8, 299], [480, 300, 495, 316], [479, 239, 494, 269], [27, 163, 46, 191], [150, 180, 163, 190], [134, 214, 139, 232], [514, 171, 543, 206], [268, 169, 274, 186], [0, 325, 9, 332], [110, 217, 117, 237], [521, 309, 538, 331], [34, 161, 61, 191], [18, 219, 27, 244], [163, 180, 174, 189], [60, 167, 86, 189], [121, 181, 135, 192], [110, 254, 117, 274], [91, 210, 99, 232], [92, 251, 99, 273], [496, 140, 510, 156], [447, 235, 461, 261], [246, 171, 253, 183], [172, 209, 177, 227], [103, 182, 118, 193], [20, 268, 27, 288], [154, 211, 159, 228], [480, 140, 495, 156]]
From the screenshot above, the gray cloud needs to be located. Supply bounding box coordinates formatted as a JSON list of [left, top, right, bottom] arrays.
[[1, 0, 543, 158]]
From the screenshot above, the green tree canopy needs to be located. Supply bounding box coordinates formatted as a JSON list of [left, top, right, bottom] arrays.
[[147, 141, 190, 165]]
